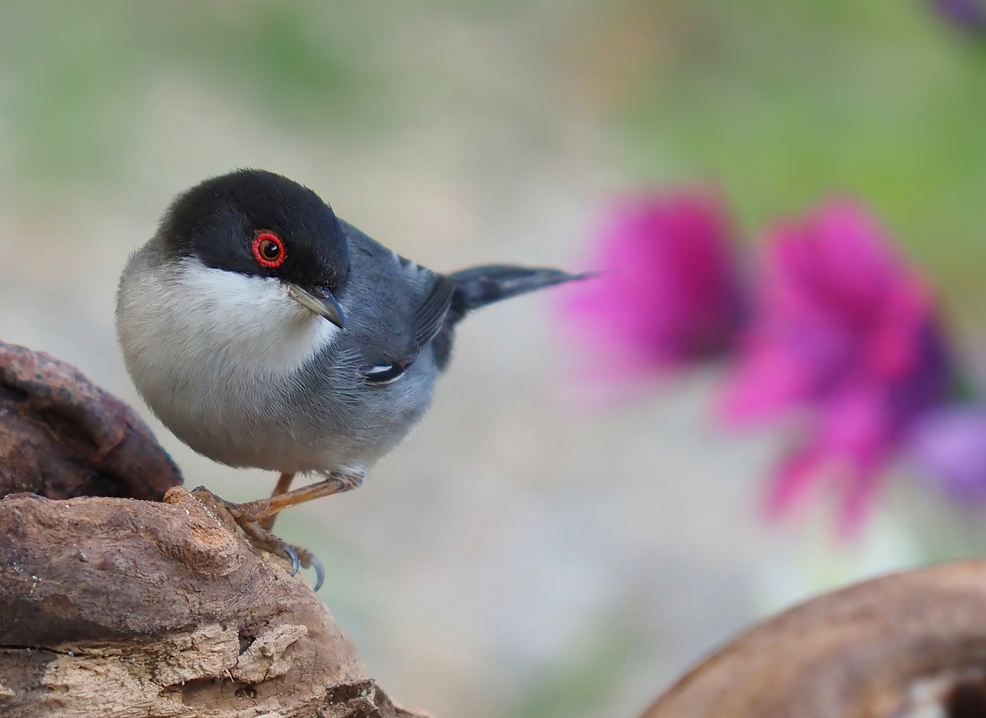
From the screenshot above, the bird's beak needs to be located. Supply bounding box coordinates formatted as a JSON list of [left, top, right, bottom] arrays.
[[287, 285, 347, 329]]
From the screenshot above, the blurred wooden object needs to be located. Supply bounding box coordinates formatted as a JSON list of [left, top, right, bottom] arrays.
[[0, 341, 429, 718], [640, 560, 986, 718]]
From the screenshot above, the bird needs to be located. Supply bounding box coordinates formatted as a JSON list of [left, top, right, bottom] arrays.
[[116, 169, 584, 589]]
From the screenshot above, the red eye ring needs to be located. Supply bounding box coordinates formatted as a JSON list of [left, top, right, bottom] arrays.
[[252, 232, 287, 268]]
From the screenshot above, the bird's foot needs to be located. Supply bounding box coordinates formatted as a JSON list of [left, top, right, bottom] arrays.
[[190, 486, 325, 591], [196, 471, 363, 524]]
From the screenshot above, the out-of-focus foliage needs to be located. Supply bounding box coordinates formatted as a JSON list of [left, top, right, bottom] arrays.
[[8, 0, 986, 329], [615, 0, 986, 322], [0, 0, 378, 180], [504, 617, 638, 718]]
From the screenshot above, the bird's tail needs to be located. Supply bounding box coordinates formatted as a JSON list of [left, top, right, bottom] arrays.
[[445, 264, 588, 326]]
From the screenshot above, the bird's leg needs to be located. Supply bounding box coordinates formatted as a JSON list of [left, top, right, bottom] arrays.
[[190, 471, 360, 592], [258, 472, 296, 531], [252, 472, 315, 583], [211, 470, 364, 524]]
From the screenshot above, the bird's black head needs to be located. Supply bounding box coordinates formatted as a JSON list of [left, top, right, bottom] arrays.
[[161, 169, 350, 296]]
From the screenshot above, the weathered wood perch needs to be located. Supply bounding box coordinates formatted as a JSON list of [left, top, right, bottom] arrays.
[[0, 340, 181, 502], [7, 339, 986, 718], [0, 341, 429, 718]]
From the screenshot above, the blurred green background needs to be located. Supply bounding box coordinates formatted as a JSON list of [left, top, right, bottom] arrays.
[[2, 2, 985, 717], [5, 1, 986, 319]]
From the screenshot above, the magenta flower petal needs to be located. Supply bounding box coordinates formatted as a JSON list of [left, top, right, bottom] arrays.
[[722, 199, 952, 529], [909, 406, 986, 501], [722, 338, 817, 423], [556, 191, 746, 384], [767, 443, 829, 518]]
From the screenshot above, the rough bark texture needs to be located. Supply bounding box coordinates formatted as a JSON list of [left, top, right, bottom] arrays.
[[0, 490, 427, 717], [0, 341, 430, 718], [639, 560, 986, 718], [0, 340, 181, 501]]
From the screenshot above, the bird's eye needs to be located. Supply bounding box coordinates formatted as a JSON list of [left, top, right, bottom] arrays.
[[252, 232, 287, 268]]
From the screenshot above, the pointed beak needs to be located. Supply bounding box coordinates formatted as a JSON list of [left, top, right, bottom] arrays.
[[287, 285, 346, 329]]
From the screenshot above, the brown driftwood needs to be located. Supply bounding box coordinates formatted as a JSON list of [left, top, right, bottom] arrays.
[[0, 341, 429, 718], [0, 340, 181, 501], [639, 560, 986, 718]]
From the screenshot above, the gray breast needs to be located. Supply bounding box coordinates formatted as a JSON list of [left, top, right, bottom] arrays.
[[285, 340, 440, 473], [245, 228, 444, 474]]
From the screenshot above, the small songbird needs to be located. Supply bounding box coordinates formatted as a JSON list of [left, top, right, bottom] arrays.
[[116, 169, 582, 588]]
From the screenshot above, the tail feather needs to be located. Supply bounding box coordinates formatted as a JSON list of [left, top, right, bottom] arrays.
[[430, 264, 589, 371], [446, 264, 588, 326]]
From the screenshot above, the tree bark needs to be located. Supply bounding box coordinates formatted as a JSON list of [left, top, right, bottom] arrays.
[[0, 341, 429, 718], [0, 340, 181, 502]]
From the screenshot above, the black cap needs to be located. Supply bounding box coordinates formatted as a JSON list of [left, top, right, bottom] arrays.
[[158, 169, 350, 296]]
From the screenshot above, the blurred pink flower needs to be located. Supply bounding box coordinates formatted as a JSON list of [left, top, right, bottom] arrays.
[[721, 200, 951, 532], [556, 192, 746, 385], [909, 406, 986, 501]]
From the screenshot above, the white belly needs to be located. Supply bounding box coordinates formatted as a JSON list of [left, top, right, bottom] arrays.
[[116, 254, 347, 472]]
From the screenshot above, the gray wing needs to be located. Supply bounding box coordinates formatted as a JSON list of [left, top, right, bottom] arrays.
[[411, 272, 454, 347], [338, 222, 453, 384]]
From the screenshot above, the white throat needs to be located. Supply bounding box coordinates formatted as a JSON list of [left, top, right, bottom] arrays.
[[119, 257, 341, 384]]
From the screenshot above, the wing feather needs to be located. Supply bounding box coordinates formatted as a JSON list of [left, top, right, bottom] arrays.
[[411, 274, 454, 348]]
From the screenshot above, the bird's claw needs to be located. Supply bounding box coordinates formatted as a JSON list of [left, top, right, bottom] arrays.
[[307, 552, 325, 592], [286, 544, 324, 591], [237, 519, 323, 589], [281, 542, 301, 576], [312, 555, 325, 592]]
